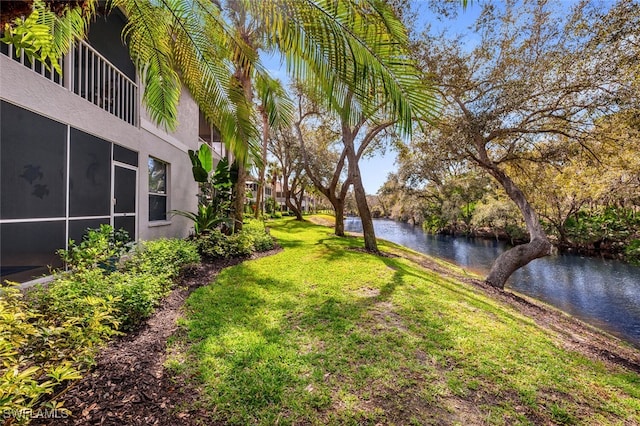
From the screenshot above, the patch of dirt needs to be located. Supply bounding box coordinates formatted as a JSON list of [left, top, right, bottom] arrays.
[[34, 249, 280, 426], [306, 215, 335, 228]]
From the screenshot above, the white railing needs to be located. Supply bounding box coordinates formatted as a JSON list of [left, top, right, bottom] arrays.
[[70, 40, 137, 126], [2, 40, 137, 126], [198, 137, 226, 159], [4, 43, 64, 87]]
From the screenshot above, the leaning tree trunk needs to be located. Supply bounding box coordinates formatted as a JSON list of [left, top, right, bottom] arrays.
[[485, 166, 553, 289], [345, 142, 378, 252], [285, 197, 303, 220]]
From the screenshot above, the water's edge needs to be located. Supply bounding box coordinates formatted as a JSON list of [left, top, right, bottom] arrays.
[[344, 217, 640, 347]]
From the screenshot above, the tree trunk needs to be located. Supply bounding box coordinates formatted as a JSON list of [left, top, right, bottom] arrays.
[[484, 166, 552, 289], [345, 146, 378, 252], [283, 173, 303, 221], [334, 198, 345, 236], [233, 163, 246, 232], [255, 107, 269, 219], [285, 198, 303, 220]]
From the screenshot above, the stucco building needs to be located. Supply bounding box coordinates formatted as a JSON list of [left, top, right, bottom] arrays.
[[0, 9, 218, 283]]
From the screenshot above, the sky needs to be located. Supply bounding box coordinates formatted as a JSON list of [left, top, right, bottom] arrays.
[[262, 1, 483, 194]]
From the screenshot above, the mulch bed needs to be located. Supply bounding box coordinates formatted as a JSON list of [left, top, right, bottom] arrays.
[[33, 249, 280, 426]]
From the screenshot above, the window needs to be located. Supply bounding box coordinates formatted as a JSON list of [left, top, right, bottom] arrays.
[[148, 157, 168, 221]]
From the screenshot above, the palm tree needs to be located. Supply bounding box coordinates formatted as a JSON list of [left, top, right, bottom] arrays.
[[254, 76, 294, 219]]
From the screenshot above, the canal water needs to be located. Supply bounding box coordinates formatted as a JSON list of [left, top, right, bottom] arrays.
[[344, 217, 640, 347]]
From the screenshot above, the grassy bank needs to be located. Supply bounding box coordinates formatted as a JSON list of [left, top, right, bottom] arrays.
[[171, 218, 640, 425]]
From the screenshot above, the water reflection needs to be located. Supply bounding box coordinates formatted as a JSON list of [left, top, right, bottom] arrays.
[[344, 217, 640, 347]]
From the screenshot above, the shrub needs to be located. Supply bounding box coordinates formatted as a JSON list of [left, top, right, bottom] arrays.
[[195, 220, 275, 259], [126, 238, 200, 281], [57, 225, 132, 271], [243, 220, 275, 252], [108, 272, 166, 330], [2, 238, 200, 422], [196, 230, 253, 259], [1, 283, 98, 421], [271, 212, 283, 219]]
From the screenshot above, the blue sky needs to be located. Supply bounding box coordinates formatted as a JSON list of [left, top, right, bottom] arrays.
[[262, 1, 482, 194]]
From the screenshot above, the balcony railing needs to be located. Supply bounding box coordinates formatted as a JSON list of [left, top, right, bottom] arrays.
[[71, 40, 137, 126], [2, 40, 138, 126], [3, 43, 64, 87], [198, 137, 227, 159]]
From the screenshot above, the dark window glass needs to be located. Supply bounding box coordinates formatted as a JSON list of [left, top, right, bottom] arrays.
[[114, 167, 136, 214], [148, 158, 168, 221], [1, 101, 66, 219], [114, 216, 136, 240], [149, 195, 167, 221], [69, 129, 111, 217], [68, 218, 111, 245], [114, 144, 138, 166], [0, 221, 65, 283]]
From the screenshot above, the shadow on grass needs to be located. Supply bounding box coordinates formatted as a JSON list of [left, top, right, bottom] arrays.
[[181, 220, 556, 424]]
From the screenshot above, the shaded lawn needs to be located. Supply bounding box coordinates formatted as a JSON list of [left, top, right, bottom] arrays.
[[171, 218, 640, 425]]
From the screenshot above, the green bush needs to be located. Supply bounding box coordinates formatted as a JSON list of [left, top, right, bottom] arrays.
[[271, 212, 283, 219], [126, 238, 200, 281], [1, 283, 102, 421], [195, 220, 275, 259], [227, 232, 255, 257], [196, 230, 253, 259], [243, 219, 275, 252], [33, 238, 199, 332], [57, 225, 132, 271], [1, 238, 200, 422]]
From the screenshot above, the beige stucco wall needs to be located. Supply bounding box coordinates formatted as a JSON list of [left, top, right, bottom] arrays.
[[0, 54, 199, 240]]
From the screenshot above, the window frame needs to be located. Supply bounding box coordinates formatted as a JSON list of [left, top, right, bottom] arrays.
[[148, 156, 169, 222]]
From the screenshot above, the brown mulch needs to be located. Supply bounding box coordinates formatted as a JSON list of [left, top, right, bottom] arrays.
[[33, 249, 280, 426]]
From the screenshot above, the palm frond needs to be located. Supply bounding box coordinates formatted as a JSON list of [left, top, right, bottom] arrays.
[[255, 72, 295, 129], [1, 0, 95, 74], [251, 0, 438, 134]]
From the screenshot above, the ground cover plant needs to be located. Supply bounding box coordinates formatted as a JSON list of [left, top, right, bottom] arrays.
[[0, 233, 199, 424], [174, 218, 640, 425]]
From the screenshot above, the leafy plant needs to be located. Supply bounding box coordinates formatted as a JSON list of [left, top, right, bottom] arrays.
[[0, 284, 84, 421], [171, 204, 231, 235], [57, 225, 132, 271], [173, 146, 237, 235], [2, 235, 198, 423]]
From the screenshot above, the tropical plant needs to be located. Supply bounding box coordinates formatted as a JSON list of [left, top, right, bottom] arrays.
[[172, 146, 236, 235]]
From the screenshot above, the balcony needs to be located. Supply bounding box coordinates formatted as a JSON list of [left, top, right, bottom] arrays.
[[2, 39, 138, 126]]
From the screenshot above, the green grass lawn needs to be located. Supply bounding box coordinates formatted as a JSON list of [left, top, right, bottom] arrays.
[[170, 218, 640, 425]]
